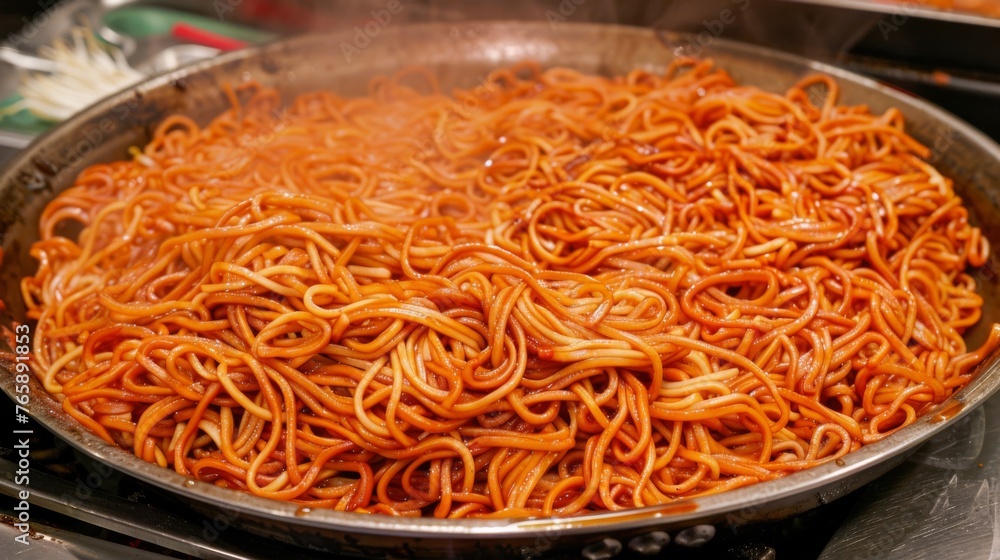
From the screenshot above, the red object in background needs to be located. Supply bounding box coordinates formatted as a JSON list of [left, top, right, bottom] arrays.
[[171, 23, 247, 51], [932, 70, 952, 85], [240, 0, 325, 32]]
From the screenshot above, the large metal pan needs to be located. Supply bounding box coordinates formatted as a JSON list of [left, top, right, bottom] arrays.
[[3, 21, 1000, 559]]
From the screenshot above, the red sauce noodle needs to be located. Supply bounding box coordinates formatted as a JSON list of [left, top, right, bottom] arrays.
[[22, 60, 1000, 517]]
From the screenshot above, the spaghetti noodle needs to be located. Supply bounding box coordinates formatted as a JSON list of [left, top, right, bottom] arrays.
[[21, 60, 1000, 517]]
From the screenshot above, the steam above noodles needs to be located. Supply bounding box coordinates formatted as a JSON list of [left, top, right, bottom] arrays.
[[22, 60, 1000, 517]]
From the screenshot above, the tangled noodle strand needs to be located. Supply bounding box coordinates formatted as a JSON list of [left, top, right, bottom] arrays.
[[22, 60, 1000, 517]]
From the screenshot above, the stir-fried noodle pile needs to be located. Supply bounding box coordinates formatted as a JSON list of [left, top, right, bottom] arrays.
[[22, 61, 1000, 517]]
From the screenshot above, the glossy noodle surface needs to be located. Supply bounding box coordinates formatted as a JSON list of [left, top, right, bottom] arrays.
[[22, 61, 1000, 517]]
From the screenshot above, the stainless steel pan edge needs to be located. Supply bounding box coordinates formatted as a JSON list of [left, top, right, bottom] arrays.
[[2, 21, 1000, 546]]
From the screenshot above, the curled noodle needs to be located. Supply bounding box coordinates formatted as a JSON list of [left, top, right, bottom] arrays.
[[22, 60, 1000, 517]]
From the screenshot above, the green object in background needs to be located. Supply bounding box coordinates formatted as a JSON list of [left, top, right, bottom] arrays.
[[102, 6, 276, 44], [0, 94, 55, 133], [0, 6, 275, 140]]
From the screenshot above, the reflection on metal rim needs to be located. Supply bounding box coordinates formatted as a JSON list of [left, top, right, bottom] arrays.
[[784, 0, 1000, 30]]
